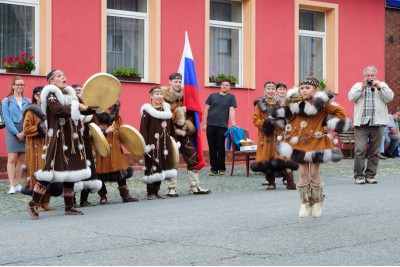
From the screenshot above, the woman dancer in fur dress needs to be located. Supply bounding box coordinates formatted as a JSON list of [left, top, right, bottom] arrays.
[[251, 81, 298, 190], [140, 87, 178, 200], [268, 77, 351, 218]]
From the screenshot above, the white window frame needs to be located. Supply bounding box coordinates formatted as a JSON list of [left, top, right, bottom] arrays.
[[209, 1, 243, 86], [0, 0, 39, 75], [298, 9, 326, 82], [106, 5, 148, 82]]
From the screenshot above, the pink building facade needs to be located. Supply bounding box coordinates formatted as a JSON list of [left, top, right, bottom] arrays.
[[0, 0, 387, 158]]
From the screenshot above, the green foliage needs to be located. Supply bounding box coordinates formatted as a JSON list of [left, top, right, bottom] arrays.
[[113, 66, 141, 77], [319, 79, 327, 91], [209, 73, 238, 84]]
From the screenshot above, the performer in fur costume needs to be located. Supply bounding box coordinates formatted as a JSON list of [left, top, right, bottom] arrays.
[[93, 100, 139, 204], [140, 87, 179, 199], [26, 70, 92, 219], [251, 81, 298, 190], [267, 77, 352, 218], [161, 73, 210, 197], [22, 86, 57, 211]]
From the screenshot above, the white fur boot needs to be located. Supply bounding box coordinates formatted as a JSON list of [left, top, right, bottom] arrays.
[[310, 181, 324, 218], [165, 177, 178, 197], [296, 183, 311, 218]]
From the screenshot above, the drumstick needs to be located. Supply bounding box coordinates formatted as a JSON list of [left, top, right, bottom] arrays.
[[88, 106, 99, 109]]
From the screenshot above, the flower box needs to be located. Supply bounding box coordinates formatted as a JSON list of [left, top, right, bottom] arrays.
[[115, 76, 141, 82], [5, 67, 32, 75]]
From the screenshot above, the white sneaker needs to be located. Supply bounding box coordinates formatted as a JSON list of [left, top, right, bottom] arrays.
[[15, 184, 22, 192], [8, 186, 16, 194], [355, 177, 365, 184]]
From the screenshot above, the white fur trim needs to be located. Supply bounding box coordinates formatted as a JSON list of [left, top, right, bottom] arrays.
[[35, 166, 91, 183], [70, 100, 81, 123], [327, 117, 340, 131], [81, 114, 93, 123], [81, 180, 102, 193], [141, 172, 165, 184], [140, 102, 172, 119], [48, 129, 54, 137], [73, 132, 79, 139], [286, 87, 299, 99], [304, 101, 317, 115], [145, 144, 151, 153], [276, 108, 286, 118], [314, 91, 329, 103], [304, 152, 313, 162], [323, 149, 332, 163], [74, 181, 84, 193], [277, 135, 283, 141], [344, 118, 353, 132], [277, 142, 293, 159], [289, 102, 300, 114], [163, 169, 178, 179], [176, 141, 181, 149]]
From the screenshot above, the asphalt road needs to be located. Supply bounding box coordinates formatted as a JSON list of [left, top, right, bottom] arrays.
[[1, 159, 399, 266]]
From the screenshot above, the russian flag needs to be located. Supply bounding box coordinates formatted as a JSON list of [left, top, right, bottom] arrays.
[[178, 32, 205, 170]]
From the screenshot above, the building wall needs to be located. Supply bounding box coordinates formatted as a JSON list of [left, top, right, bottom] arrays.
[[386, 7, 400, 112], [0, 0, 387, 159]]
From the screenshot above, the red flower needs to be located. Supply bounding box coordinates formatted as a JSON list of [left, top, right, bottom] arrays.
[[15, 56, 19, 61], [21, 51, 27, 56], [2, 58, 6, 61], [7, 56, 13, 63], [18, 59, 24, 65], [29, 55, 34, 59]]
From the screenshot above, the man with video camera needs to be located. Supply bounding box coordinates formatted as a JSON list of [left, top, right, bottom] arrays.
[[348, 66, 394, 185]]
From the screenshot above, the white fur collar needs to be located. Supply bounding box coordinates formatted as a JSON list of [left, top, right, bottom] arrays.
[[141, 102, 172, 120], [40, 85, 81, 123]]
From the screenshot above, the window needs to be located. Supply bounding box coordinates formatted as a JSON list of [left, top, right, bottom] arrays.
[[0, 0, 39, 74], [107, 0, 147, 81], [295, 0, 338, 93], [209, 0, 242, 86], [299, 10, 325, 82]]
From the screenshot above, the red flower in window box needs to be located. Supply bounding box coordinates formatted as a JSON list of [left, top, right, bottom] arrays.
[[1, 51, 36, 71]]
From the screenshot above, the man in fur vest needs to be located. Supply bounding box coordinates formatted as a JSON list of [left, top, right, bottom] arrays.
[[161, 73, 210, 196]]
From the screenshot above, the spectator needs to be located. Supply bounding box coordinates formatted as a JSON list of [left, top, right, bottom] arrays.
[[348, 66, 394, 184], [2, 76, 31, 194], [202, 79, 237, 176], [383, 109, 400, 158]]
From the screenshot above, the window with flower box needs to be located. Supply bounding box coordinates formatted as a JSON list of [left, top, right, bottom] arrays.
[[205, 0, 255, 89], [0, 0, 39, 75], [106, 0, 147, 81]]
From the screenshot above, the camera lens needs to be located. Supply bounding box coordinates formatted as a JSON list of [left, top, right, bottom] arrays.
[[371, 87, 375, 92]]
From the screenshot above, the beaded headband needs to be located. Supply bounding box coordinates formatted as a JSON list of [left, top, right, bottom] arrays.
[[300, 79, 319, 88], [149, 87, 163, 94]]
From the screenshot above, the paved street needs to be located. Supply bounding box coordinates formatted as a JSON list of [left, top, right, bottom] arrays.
[[1, 159, 400, 265]]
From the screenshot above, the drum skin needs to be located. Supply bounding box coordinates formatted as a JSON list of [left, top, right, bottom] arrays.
[[82, 73, 121, 110], [89, 123, 110, 157], [119, 124, 146, 156]]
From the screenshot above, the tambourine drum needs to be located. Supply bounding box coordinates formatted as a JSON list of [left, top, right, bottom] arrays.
[[170, 136, 180, 168], [82, 73, 121, 110], [119, 124, 146, 156], [89, 123, 110, 157]]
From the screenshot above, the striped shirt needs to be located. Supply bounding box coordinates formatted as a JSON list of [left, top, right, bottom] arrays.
[[361, 87, 376, 126]]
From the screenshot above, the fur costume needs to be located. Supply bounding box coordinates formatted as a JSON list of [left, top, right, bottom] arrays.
[[268, 87, 352, 164]]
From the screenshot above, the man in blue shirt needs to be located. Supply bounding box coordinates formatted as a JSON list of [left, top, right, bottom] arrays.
[[383, 109, 400, 158]]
